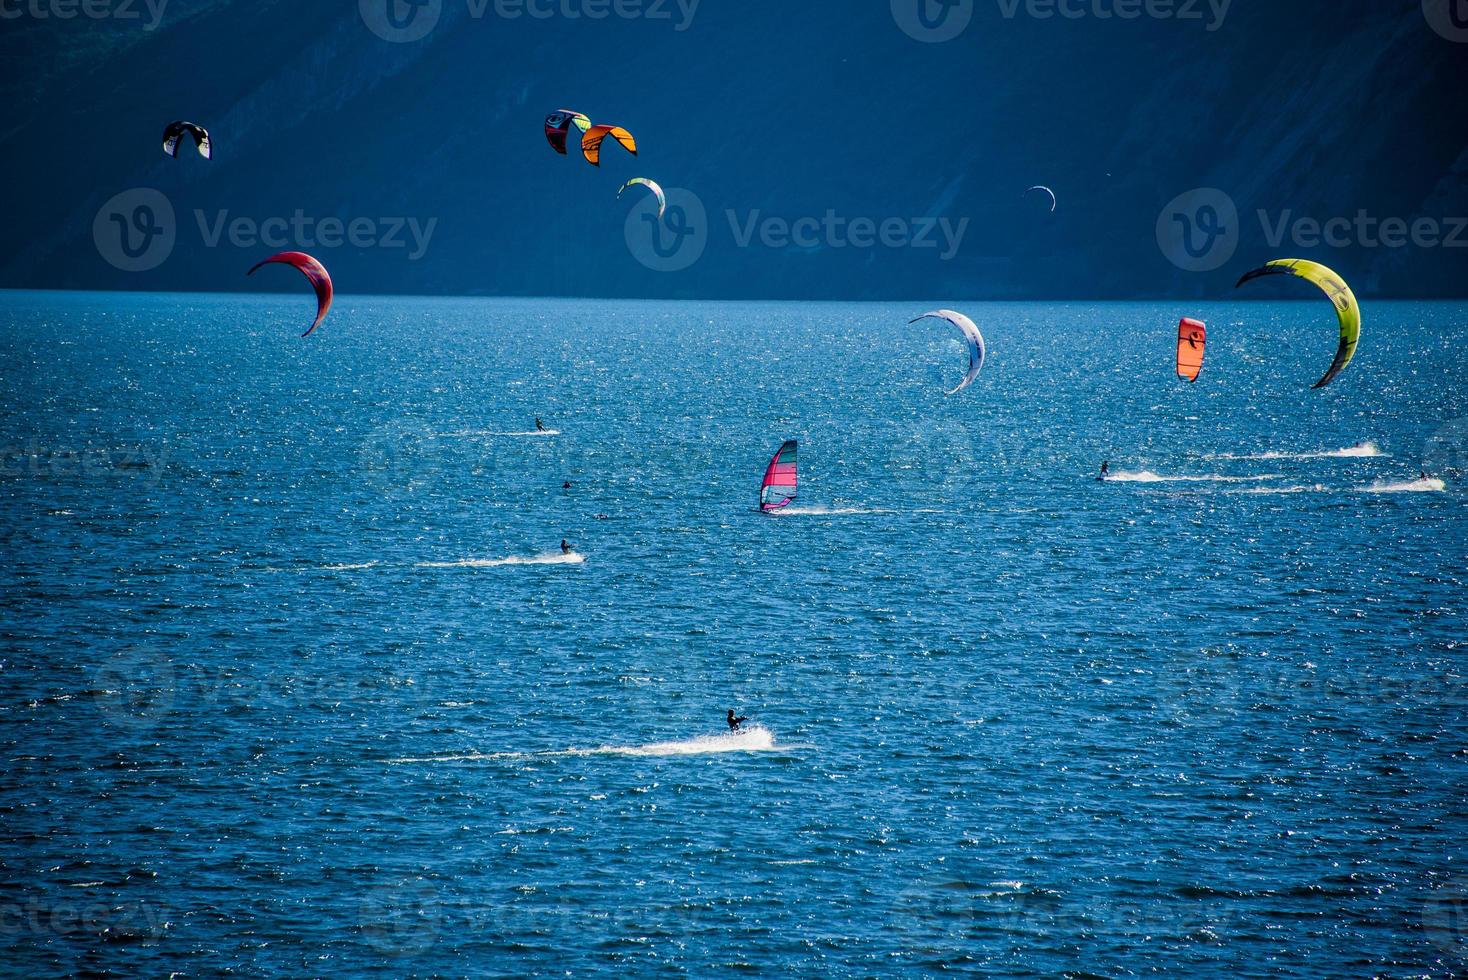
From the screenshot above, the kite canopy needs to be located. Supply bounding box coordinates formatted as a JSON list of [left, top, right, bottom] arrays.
[[544, 109, 592, 155], [246, 251, 334, 337], [581, 125, 637, 166], [1235, 258, 1360, 389], [1025, 185, 1056, 213], [618, 178, 666, 220], [163, 120, 211, 159], [909, 310, 987, 395], [760, 440, 798, 512], [1177, 318, 1206, 383]]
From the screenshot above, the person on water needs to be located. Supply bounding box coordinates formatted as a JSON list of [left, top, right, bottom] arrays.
[[536, 418, 547, 432], [1098, 461, 1110, 481], [727, 709, 748, 731], [561, 539, 573, 555], [563, 481, 572, 490]]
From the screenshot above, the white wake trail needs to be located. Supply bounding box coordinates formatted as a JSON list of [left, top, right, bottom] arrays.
[[438, 429, 561, 438], [386, 726, 795, 765], [568, 725, 780, 758], [1105, 471, 1280, 484], [1361, 477, 1446, 494], [1205, 441, 1384, 461], [417, 552, 585, 568], [1234, 484, 1331, 496]]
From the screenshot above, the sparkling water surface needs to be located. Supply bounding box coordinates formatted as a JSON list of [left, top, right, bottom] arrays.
[[1, 292, 1465, 977]]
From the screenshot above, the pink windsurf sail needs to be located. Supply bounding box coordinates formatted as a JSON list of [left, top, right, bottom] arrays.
[[760, 440, 798, 512]]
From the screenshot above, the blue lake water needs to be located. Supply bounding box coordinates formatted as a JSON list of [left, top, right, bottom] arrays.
[[2, 291, 1465, 977]]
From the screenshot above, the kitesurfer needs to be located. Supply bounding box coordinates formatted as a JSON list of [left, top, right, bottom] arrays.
[[727, 709, 748, 731], [536, 418, 547, 432], [561, 539, 573, 555], [1098, 461, 1110, 482]]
